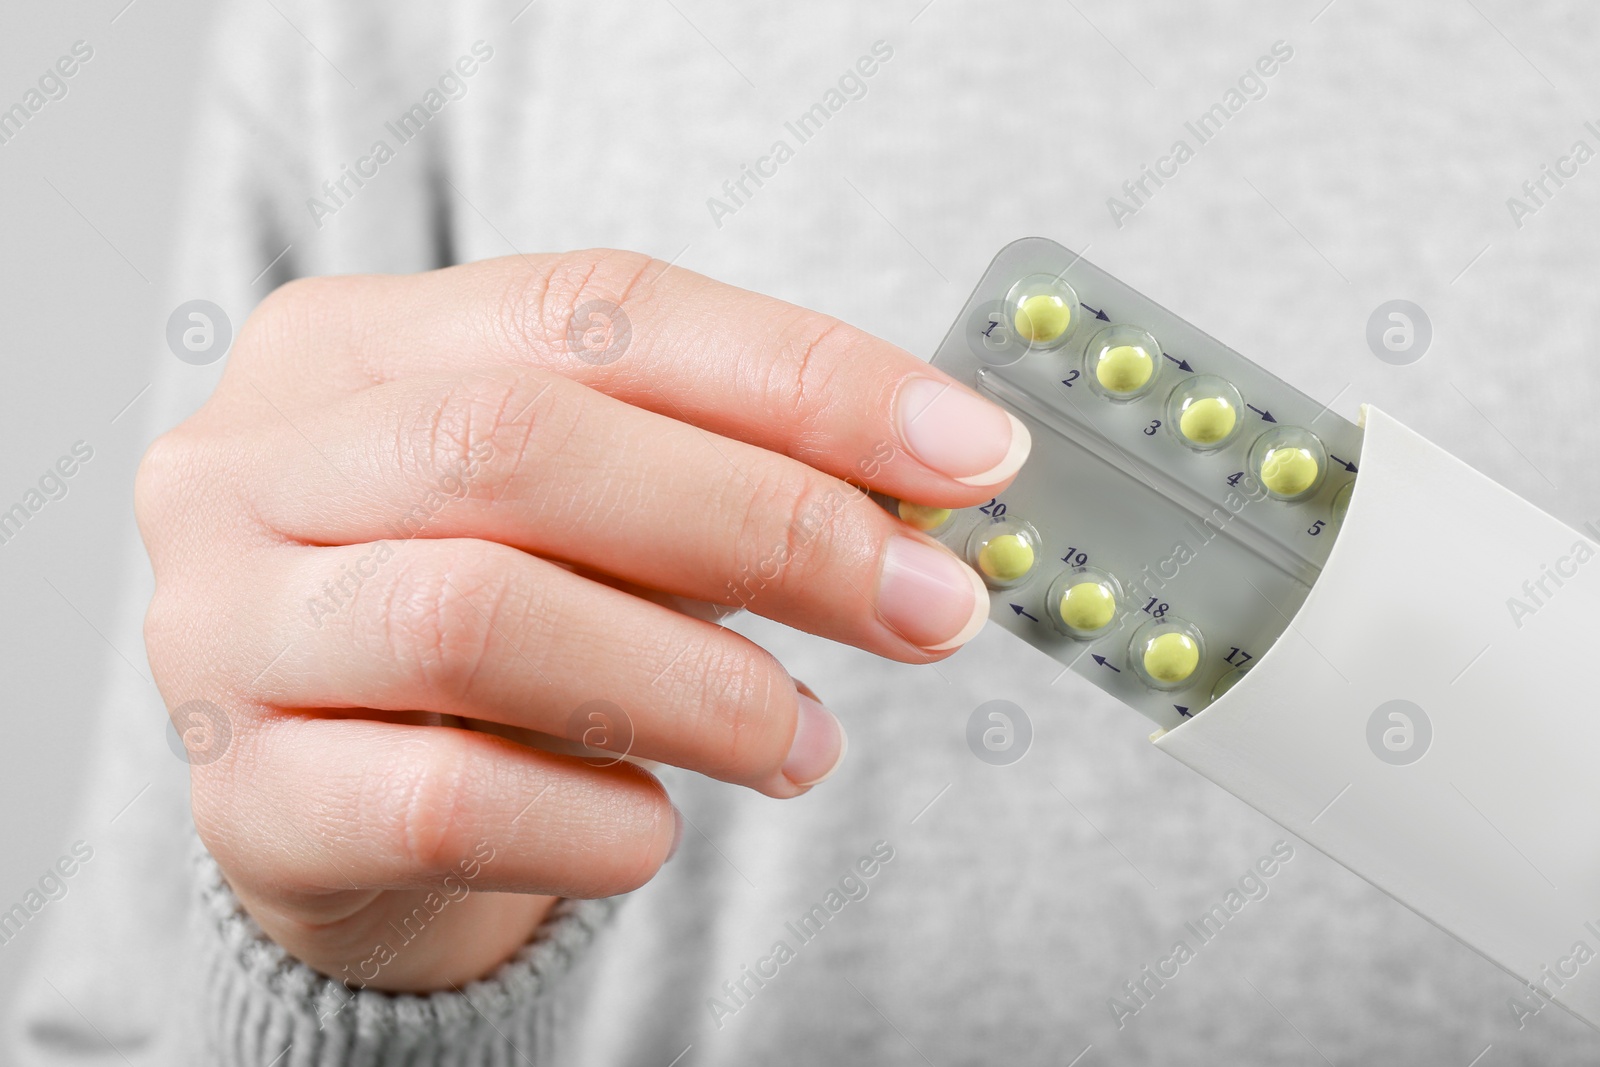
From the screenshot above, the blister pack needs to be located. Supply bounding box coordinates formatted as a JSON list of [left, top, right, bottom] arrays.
[[889, 236, 1362, 731], [904, 239, 1600, 1033]]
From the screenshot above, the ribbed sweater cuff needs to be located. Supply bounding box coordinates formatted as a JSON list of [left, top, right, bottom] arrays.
[[190, 839, 618, 1066]]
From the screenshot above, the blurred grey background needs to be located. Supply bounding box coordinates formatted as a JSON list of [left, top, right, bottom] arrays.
[[5, 0, 1600, 1050], [0, 0, 214, 1008]]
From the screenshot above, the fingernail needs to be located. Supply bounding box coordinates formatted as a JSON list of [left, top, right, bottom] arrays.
[[783, 694, 847, 788], [896, 377, 1032, 486], [877, 536, 990, 651]]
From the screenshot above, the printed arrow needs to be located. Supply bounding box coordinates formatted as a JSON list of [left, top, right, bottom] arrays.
[[1246, 404, 1278, 423], [1010, 604, 1039, 622], [1091, 654, 1122, 672], [1163, 353, 1194, 372], [1329, 454, 1359, 473], [1080, 302, 1111, 322], [1175, 705, 1192, 718]]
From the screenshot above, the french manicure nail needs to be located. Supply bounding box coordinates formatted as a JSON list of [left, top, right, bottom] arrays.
[[896, 376, 1031, 486], [783, 694, 847, 788], [877, 536, 989, 652]]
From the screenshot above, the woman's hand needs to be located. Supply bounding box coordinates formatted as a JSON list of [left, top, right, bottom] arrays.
[[136, 250, 1029, 991]]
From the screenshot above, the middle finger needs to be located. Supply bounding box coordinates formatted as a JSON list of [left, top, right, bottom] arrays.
[[245, 367, 989, 659]]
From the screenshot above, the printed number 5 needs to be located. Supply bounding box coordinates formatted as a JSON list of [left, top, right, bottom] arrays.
[[1308, 520, 1326, 536]]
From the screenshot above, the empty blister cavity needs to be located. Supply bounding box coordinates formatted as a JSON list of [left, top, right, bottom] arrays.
[[1168, 375, 1244, 451], [1330, 480, 1354, 525], [1086, 324, 1161, 401], [968, 518, 1041, 588], [1212, 663, 1250, 701], [1129, 616, 1206, 691], [1005, 274, 1080, 350], [1047, 567, 1123, 640], [1249, 426, 1327, 502]]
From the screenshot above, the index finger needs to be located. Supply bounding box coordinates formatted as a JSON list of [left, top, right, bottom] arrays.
[[230, 250, 1030, 507]]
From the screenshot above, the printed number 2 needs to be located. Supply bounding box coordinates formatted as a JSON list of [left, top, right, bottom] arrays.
[[1061, 370, 1080, 388]]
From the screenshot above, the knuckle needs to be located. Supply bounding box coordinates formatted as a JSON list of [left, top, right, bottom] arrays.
[[252, 275, 356, 334], [757, 313, 851, 429], [587, 766, 675, 894], [188, 786, 233, 862], [388, 732, 479, 873], [253, 274, 321, 320], [496, 249, 657, 360], [239, 276, 329, 352], [186, 727, 259, 866], [133, 430, 199, 536], [141, 589, 183, 667], [400, 373, 555, 505], [684, 641, 791, 781], [734, 465, 852, 597], [615, 828, 673, 896], [374, 547, 519, 703], [235, 275, 372, 377]]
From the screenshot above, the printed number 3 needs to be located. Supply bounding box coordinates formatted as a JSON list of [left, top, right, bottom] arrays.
[[1143, 420, 1162, 436]]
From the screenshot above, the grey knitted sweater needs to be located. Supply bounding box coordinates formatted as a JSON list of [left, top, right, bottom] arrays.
[[9, 1, 1600, 1063]]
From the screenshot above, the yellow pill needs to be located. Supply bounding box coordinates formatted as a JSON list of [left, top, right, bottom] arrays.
[[1179, 396, 1238, 445], [1260, 446, 1320, 497], [1061, 582, 1116, 633], [897, 501, 951, 532], [978, 534, 1035, 582], [1013, 294, 1072, 344], [1096, 345, 1154, 394], [1143, 631, 1200, 684]]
